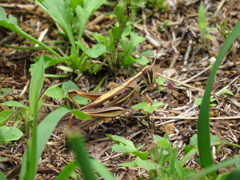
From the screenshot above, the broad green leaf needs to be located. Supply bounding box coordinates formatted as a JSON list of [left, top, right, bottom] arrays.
[[133, 151, 149, 160], [136, 58, 149, 65], [0, 88, 12, 97], [76, 42, 106, 58], [107, 134, 138, 153], [1, 101, 27, 108], [0, 126, 23, 141], [41, 0, 75, 52], [120, 157, 157, 171], [122, 55, 136, 67], [76, 0, 106, 39], [62, 81, 79, 92], [121, 32, 145, 57], [114, 0, 131, 24], [45, 87, 65, 99], [0, 109, 14, 126], [69, 0, 83, 10]]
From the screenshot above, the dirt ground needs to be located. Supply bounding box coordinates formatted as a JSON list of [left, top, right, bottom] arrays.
[[0, 0, 240, 179]]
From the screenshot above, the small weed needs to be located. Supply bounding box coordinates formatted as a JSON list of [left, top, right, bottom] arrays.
[[198, 2, 218, 48], [0, 0, 153, 76]]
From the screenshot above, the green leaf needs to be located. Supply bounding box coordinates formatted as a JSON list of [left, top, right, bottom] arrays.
[[45, 87, 65, 99], [198, 3, 206, 24], [135, 58, 149, 65], [67, 132, 97, 180], [0, 170, 7, 180], [71, 109, 91, 120], [121, 32, 145, 57], [76, 42, 106, 58], [0, 126, 23, 141], [218, 89, 233, 96], [197, 20, 240, 175], [62, 81, 79, 92], [199, 22, 207, 32], [90, 159, 115, 180], [69, 0, 83, 10], [156, 78, 165, 84], [194, 97, 216, 105], [55, 161, 78, 180], [57, 65, 74, 73], [107, 134, 138, 153], [133, 151, 149, 160], [0, 109, 14, 126], [0, 7, 59, 57], [120, 157, 157, 171], [36, 107, 73, 161], [204, 34, 214, 40], [73, 96, 90, 105], [76, 0, 106, 39], [114, 0, 131, 24], [41, 0, 75, 52], [132, 102, 148, 109], [1, 101, 27, 108], [29, 56, 44, 112], [0, 88, 12, 97], [225, 166, 240, 180], [139, 50, 155, 57]]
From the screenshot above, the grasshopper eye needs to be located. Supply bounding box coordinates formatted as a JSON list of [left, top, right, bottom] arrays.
[[142, 66, 154, 87]]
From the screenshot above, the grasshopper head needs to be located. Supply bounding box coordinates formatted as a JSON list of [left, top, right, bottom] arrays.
[[142, 66, 155, 90]]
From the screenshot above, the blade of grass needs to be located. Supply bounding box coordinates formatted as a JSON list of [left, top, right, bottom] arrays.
[[90, 158, 115, 180], [24, 56, 44, 180], [188, 156, 240, 180], [67, 132, 97, 180], [197, 20, 240, 177], [55, 161, 78, 180], [0, 170, 7, 180], [0, 7, 60, 57]]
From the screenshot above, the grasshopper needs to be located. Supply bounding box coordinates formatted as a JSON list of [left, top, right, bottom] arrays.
[[68, 65, 158, 130]]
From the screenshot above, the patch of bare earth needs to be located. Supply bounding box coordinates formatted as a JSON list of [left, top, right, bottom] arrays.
[[0, 0, 240, 179]]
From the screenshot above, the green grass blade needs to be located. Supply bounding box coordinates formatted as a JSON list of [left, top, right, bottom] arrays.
[[188, 156, 240, 180], [67, 132, 97, 180], [90, 158, 115, 180], [22, 56, 44, 180], [55, 161, 78, 180], [197, 20, 240, 176], [0, 170, 7, 180], [37, 107, 72, 160], [198, 2, 206, 24], [0, 7, 60, 57]]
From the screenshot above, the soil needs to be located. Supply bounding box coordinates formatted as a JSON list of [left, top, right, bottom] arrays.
[[0, 0, 240, 179]]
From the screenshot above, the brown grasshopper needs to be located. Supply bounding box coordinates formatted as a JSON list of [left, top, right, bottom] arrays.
[[68, 65, 159, 130]]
